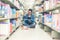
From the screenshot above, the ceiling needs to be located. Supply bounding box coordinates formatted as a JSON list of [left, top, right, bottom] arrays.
[[19, 0, 42, 10]]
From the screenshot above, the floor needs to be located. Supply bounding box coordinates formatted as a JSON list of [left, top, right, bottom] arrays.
[[7, 27, 53, 40]]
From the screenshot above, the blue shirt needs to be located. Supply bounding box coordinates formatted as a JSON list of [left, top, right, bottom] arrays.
[[23, 14, 35, 26]]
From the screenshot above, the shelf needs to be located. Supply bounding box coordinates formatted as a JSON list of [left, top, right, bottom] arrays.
[[10, 17, 19, 19], [18, 0, 23, 7], [12, 22, 20, 32], [0, 17, 19, 20], [12, 27, 16, 32], [45, 6, 60, 12], [35, 0, 44, 6], [3, 23, 21, 40], [40, 22, 60, 33], [5, 24, 20, 40], [40, 6, 60, 13], [1, 0, 20, 10]]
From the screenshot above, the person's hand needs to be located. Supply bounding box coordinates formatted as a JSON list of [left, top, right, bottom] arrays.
[[28, 20, 31, 22]]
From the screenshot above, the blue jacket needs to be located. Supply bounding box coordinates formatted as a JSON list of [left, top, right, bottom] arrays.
[[23, 14, 35, 26]]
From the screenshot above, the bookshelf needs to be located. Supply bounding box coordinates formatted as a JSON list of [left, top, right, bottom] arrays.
[[1, 0, 20, 10], [0, 0, 23, 40], [38, 0, 60, 39]]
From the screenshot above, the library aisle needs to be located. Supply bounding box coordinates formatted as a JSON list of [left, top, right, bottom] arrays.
[[7, 27, 52, 40], [1, 0, 60, 40]]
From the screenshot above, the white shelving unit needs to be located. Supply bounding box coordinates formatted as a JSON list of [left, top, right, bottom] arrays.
[[36, 0, 60, 32], [0, 0, 23, 40], [38, 0, 60, 39], [0, 17, 19, 20], [40, 5, 60, 13]]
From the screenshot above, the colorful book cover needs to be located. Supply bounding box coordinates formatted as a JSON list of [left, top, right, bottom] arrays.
[[52, 14, 58, 28], [44, 14, 52, 27], [56, 14, 60, 30]]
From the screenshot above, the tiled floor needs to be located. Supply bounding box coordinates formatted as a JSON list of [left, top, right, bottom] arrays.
[[7, 27, 53, 40]]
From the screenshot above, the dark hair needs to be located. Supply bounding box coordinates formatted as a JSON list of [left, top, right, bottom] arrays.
[[28, 9, 32, 12]]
